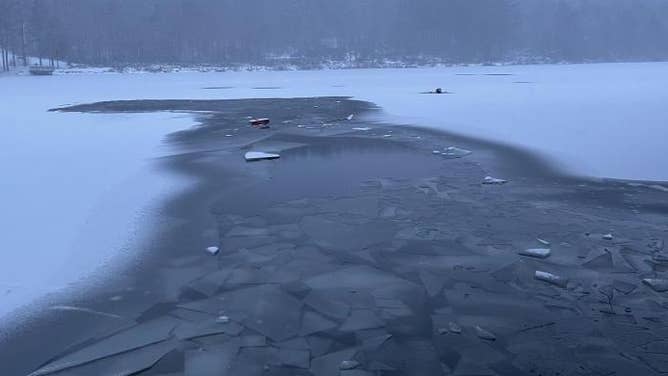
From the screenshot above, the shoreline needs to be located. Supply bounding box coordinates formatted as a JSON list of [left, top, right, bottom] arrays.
[[2, 97, 667, 376]]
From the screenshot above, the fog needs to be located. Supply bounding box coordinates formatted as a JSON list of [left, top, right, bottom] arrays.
[[2, 0, 668, 70]]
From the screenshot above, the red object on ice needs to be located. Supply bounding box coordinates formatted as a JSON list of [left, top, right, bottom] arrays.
[[250, 118, 271, 128]]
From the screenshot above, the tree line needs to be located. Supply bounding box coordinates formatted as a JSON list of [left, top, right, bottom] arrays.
[[1, 0, 667, 71]]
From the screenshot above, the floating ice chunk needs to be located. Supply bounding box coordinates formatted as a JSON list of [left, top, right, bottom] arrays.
[[205, 246, 220, 255], [432, 150, 442, 154], [441, 146, 472, 159], [448, 322, 462, 334], [603, 233, 614, 240], [382, 134, 393, 138], [347, 114, 355, 121], [225, 134, 233, 137], [482, 176, 508, 185], [475, 326, 496, 341], [216, 315, 230, 323], [643, 278, 668, 292], [352, 127, 372, 131], [519, 248, 551, 259], [244, 151, 280, 162], [534, 271, 569, 288], [537, 238, 550, 246], [340, 360, 360, 370]]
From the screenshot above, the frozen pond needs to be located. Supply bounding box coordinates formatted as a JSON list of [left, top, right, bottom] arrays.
[[1, 62, 666, 324]]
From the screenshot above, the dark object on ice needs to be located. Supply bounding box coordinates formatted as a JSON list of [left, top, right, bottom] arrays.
[[421, 88, 451, 95], [249, 118, 271, 128], [29, 65, 55, 76]]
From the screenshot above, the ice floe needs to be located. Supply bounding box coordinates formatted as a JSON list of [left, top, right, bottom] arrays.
[[642, 278, 668, 292], [482, 176, 508, 185], [244, 151, 280, 161], [534, 270, 569, 288], [518, 248, 551, 259], [441, 146, 472, 159]]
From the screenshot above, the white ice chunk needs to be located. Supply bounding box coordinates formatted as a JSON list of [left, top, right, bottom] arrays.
[[244, 152, 280, 161], [535, 271, 568, 288], [206, 246, 220, 255], [519, 248, 551, 259], [603, 233, 614, 240], [347, 114, 355, 121], [441, 146, 472, 159], [482, 176, 508, 185], [537, 238, 551, 246], [352, 127, 372, 131], [643, 278, 668, 292]]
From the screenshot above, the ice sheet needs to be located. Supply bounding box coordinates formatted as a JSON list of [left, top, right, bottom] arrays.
[[2, 61, 667, 330]]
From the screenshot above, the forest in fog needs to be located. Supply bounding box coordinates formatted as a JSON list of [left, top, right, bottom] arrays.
[[1, 0, 668, 70]]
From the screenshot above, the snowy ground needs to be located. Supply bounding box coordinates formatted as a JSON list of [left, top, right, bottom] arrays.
[[1, 62, 666, 325]]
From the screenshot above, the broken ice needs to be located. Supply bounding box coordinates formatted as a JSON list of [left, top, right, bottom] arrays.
[[642, 278, 668, 292], [244, 151, 280, 162], [482, 176, 508, 185], [535, 270, 568, 288], [205, 246, 220, 255], [475, 325, 497, 341], [519, 248, 551, 259], [441, 146, 472, 159]]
